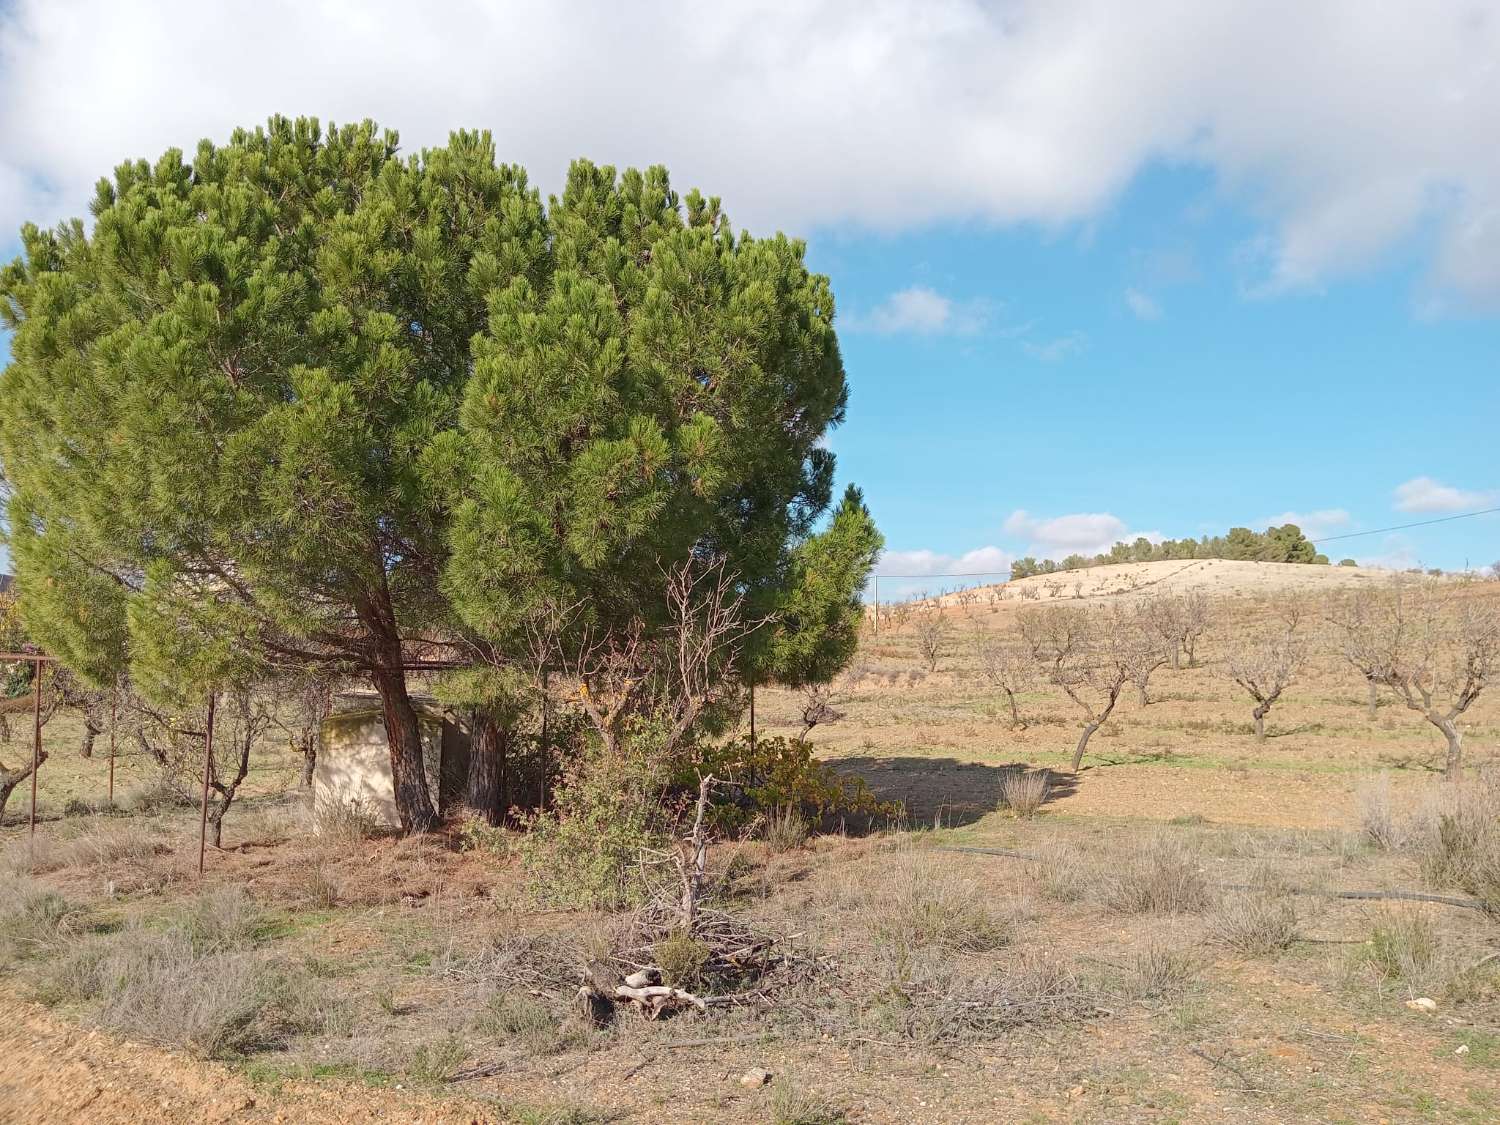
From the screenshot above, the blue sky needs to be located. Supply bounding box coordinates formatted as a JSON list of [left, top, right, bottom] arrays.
[[2, 2, 1498, 584], [813, 164, 1500, 592]]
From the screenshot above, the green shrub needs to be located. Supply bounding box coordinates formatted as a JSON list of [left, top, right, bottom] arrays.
[[695, 736, 894, 830], [517, 732, 667, 909], [654, 928, 712, 989]]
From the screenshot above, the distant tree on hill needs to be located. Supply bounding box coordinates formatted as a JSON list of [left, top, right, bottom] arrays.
[[1007, 524, 1327, 582]]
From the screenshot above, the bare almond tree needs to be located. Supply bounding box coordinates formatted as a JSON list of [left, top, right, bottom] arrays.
[[1020, 604, 1146, 771], [913, 601, 951, 673], [1228, 602, 1307, 740], [1145, 591, 1212, 669], [798, 683, 845, 743], [973, 628, 1034, 729], [1121, 608, 1170, 707], [1329, 579, 1499, 779], [556, 557, 767, 762]]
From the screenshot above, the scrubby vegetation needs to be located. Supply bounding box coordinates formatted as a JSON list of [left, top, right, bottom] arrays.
[[1009, 521, 1329, 578]]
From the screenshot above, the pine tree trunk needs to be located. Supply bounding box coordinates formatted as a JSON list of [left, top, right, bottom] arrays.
[[1072, 721, 1100, 772], [370, 661, 437, 834], [360, 581, 438, 834], [467, 709, 506, 826], [298, 730, 317, 788]]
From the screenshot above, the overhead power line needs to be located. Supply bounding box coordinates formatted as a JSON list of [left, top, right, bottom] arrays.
[[1310, 506, 1500, 544]]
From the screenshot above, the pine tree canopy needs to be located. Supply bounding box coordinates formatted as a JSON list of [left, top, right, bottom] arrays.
[[0, 116, 878, 828]]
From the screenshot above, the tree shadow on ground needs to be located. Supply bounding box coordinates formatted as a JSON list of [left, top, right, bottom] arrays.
[[829, 755, 1079, 829]]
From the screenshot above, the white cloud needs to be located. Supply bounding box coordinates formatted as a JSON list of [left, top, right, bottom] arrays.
[[1002, 509, 1158, 558], [1124, 288, 1162, 320], [1022, 331, 1087, 362], [1260, 508, 1351, 539], [1392, 476, 1497, 513], [3, 3, 1500, 302], [876, 545, 1013, 577], [848, 286, 988, 335], [1356, 534, 1420, 571], [871, 545, 1012, 600]]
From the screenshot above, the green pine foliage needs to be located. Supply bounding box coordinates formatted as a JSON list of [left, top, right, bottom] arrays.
[[0, 117, 878, 830], [1009, 523, 1329, 579]]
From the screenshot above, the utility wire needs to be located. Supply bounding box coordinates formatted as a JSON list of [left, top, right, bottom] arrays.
[[1310, 506, 1500, 544]]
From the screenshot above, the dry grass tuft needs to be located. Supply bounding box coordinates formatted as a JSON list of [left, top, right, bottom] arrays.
[[31, 926, 347, 1058], [1031, 841, 1092, 903], [0, 876, 74, 966], [474, 993, 585, 1056], [1127, 942, 1201, 1001], [770, 1075, 847, 1124], [1355, 773, 1406, 851], [764, 806, 812, 853], [999, 768, 1050, 819], [312, 795, 382, 843], [863, 844, 1012, 962], [1349, 907, 1498, 1003]]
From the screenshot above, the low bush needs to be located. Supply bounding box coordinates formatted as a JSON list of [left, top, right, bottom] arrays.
[[1210, 890, 1299, 955], [1411, 773, 1500, 911], [475, 993, 585, 1056], [1102, 837, 1213, 915], [0, 876, 73, 966], [1128, 943, 1200, 1001], [695, 736, 894, 831]]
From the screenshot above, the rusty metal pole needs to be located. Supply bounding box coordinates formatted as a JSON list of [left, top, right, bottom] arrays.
[[538, 669, 550, 812], [28, 657, 42, 844], [198, 691, 216, 876], [108, 693, 117, 807]]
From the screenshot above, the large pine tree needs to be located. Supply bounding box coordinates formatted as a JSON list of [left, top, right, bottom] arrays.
[[0, 119, 877, 831]]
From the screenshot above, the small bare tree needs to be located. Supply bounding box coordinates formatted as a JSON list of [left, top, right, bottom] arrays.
[[1121, 608, 1170, 707], [973, 629, 1034, 729], [1145, 591, 1212, 669], [1020, 604, 1144, 771], [556, 557, 767, 762], [913, 601, 951, 673], [797, 683, 845, 743], [1228, 602, 1307, 740], [1329, 580, 1499, 779]]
